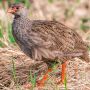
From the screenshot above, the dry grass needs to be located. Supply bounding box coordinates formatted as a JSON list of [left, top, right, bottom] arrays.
[[0, 48, 90, 90]]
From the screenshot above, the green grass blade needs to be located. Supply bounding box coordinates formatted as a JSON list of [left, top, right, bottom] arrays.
[[15, 0, 20, 3], [80, 24, 90, 31], [12, 59, 21, 90], [48, 0, 54, 3], [12, 59, 17, 82], [81, 18, 90, 23], [0, 26, 3, 38], [29, 70, 36, 87], [0, 41, 5, 47], [8, 23, 15, 44], [24, 0, 31, 8], [64, 76, 67, 90]]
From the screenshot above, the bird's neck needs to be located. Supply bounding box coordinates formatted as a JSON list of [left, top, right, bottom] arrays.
[[14, 15, 21, 19], [14, 14, 30, 24], [13, 14, 32, 31], [14, 14, 27, 19]]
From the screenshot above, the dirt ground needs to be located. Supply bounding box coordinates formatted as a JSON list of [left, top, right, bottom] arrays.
[[0, 48, 90, 90]]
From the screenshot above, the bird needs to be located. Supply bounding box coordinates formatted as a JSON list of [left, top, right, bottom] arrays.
[[7, 3, 89, 86]]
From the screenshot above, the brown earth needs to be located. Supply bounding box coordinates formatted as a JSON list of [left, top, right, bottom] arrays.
[[0, 48, 90, 90]]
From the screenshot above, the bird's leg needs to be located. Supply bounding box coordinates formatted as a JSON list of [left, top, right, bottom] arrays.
[[23, 68, 52, 88], [61, 62, 66, 83], [74, 62, 78, 79], [56, 61, 66, 84], [37, 68, 52, 86]]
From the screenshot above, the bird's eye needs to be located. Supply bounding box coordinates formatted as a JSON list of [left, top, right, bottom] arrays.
[[13, 6, 19, 10], [16, 7, 19, 9]]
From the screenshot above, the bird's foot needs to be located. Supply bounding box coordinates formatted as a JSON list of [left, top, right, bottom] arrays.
[[56, 78, 64, 85], [37, 68, 52, 87], [37, 79, 46, 87]]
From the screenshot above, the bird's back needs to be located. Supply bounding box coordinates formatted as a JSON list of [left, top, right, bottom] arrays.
[[12, 17, 89, 62], [28, 20, 89, 62]]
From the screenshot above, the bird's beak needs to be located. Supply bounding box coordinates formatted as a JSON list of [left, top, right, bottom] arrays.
[[7, 8, 17, 13]]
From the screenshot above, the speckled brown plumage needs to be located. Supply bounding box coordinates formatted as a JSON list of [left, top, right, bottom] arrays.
[[9, 3, 89, 63]]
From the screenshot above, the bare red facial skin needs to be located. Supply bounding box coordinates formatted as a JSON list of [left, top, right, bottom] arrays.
[[7, 7, 17, 14], [7, 6, 20, 14]]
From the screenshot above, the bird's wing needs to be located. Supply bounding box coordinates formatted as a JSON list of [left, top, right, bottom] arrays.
[[27, 20, 75, 50], [25, 20, 82, 60]]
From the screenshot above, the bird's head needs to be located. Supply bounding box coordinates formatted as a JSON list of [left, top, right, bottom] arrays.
[[7, 3, 28, 16]]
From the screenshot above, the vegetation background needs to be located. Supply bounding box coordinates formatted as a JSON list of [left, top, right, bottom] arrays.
[[0, 0, 90, 90]]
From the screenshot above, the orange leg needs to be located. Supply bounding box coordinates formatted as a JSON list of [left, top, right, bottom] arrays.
[[74, 63, 78, 79], [56, 62, 66, 84], [37, 68, 52, 86], [61, 62, 66, 83]]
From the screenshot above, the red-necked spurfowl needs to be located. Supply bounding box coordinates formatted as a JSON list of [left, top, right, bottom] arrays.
[[7, 3, 89, 86]]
